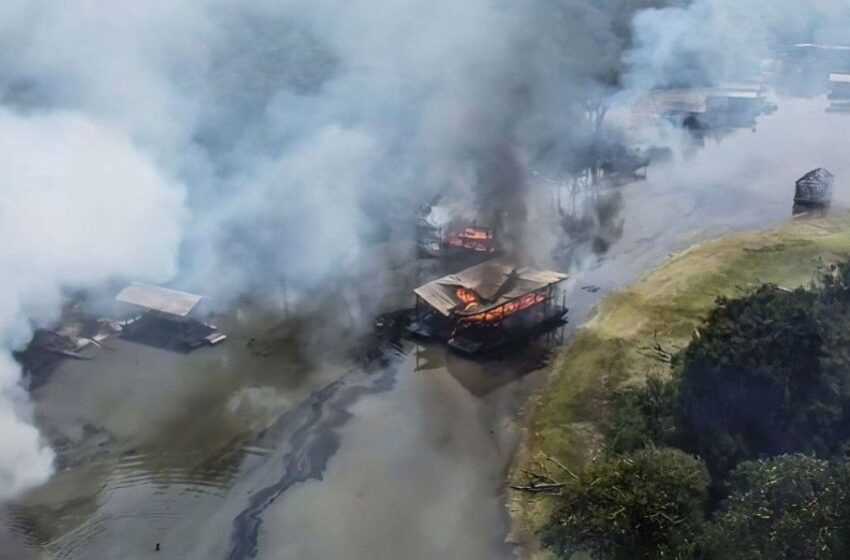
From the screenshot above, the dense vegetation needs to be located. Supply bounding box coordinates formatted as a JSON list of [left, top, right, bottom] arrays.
[[678, 279, 850, 479], [542, 448, 709, 559], [704, 456, 850, 560], [543, 262, 850, 559]]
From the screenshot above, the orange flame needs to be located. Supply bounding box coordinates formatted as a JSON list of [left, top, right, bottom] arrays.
[[445, 226, 496, 253], [458, 227, 490, 240], [460, 292, 546, 324], [455, 287, 480, 311]]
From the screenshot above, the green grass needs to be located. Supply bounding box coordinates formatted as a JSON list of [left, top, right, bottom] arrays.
[[508, 212, 850, 558]]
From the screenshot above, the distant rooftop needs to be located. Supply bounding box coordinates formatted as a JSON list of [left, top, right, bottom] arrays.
[[115, 283, 204, 319], [711, 90, 761, 99], [794, 43, 850, 51], [830, 73, 850, 83]]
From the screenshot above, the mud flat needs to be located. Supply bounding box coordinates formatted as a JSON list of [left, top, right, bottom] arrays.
[[509, 211, 850, 558]]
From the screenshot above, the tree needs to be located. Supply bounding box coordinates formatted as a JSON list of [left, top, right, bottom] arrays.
[[675, 276, 850, 478], [542, 447, 709, 559], [607, 375, 678, 453], [702, 455, 850, 560]]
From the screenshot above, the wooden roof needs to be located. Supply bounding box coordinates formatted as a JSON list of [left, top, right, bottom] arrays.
[[414, 258, 568, 317]]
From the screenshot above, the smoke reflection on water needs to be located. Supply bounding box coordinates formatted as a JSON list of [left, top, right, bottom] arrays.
[[245, 351, 528, 560]]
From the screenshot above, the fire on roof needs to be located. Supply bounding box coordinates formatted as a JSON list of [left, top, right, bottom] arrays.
[[409, 258, 569, 354]]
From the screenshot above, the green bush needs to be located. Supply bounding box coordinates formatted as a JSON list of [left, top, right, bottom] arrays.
[[676, 268, 850, 478], [544, 262, 850, 560], [702, 455, 850, 560], [607, 375, 679, 453], [542, 447, 709, 560]]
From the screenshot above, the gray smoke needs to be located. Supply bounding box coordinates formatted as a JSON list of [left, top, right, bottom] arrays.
[[3, 0, 844, 500], [625, 0, 850, 91], [0, 109, 185, 498], [0, 0, 630, 497]]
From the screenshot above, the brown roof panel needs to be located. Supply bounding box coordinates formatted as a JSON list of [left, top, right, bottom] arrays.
[[414, 258, 568, 317]]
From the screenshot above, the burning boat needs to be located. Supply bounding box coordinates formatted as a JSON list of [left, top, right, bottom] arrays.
[[409, 258, 568, 354], [116, 283, 226, 351], [417, 203, 500, 259], [794, 168, 834, 209], [443, 225, 498, 254]]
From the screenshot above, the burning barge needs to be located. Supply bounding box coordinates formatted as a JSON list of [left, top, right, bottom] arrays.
[[409, 258, 569, 355], [417, 203, 500, 259]]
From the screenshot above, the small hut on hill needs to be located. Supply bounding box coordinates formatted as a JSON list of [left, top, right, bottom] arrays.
[[794, 168, 834, 208]]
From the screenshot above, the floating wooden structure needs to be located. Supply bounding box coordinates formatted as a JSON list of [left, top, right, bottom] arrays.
[[409, 258, 568, 354], [416, 203, 500, 259], [116, 283, 226, 351], [637, 85, 776, 131]]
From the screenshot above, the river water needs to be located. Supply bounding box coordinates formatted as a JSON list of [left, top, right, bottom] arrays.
[[2, 97, 847, 559]]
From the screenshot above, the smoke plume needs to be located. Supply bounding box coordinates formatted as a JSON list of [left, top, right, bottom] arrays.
[[0, 109, 185, 497], [0, 0, 612, 497], [626, 0, 850, 91], [3, 0, 846, 499]]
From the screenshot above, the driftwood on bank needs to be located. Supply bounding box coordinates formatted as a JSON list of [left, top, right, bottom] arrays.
[[509, 455, 579, 494], [637, 333, 676, 364]]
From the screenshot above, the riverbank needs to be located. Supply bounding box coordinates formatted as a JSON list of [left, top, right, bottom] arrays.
[[508, 210, 850, 558]]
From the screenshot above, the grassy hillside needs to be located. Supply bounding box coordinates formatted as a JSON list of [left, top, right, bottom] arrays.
[[509, 211, 850, 558]]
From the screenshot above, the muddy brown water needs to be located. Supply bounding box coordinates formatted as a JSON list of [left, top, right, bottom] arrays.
[[1, 97, 846, 559]]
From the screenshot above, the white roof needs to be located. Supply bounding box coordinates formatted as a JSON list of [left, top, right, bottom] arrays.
[[830, 74, 850, 83], [115, 283, 204, 318]]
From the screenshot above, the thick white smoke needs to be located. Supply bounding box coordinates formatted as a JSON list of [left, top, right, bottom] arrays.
[[0, 0, 643, 500], [626, 0, 850, 90], [11, 0, 842, 501], [0, 109, 185, 497], [0, 0, 574, 498]]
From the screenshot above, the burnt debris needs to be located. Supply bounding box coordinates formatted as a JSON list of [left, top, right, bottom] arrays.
[[15, 301, 119, 388]]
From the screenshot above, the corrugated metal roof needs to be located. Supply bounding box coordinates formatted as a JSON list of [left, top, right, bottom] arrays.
[[414, 258, 568, 317], [115, 283, 204, 318]]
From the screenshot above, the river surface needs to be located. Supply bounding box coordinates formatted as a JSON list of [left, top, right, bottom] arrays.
[[2, 97, 847, 559]]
